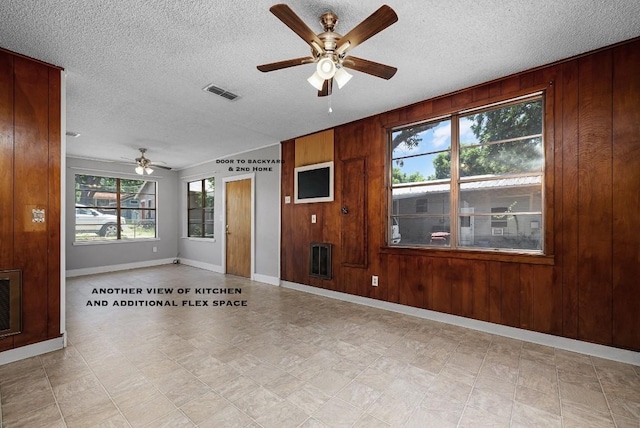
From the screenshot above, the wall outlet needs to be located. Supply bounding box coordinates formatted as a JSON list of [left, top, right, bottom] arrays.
[[311, 214, 317, 223], [152, 246, 157, 253], [372, 275, 378, 286]]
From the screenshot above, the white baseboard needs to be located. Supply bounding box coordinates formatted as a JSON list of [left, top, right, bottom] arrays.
[[179, 258, 224, 273], [179, 260, 278, 286], [66, 258, 175, 277], [281, 281, 640, 366], [0, 335, 66, 366], [252, 273, 280, 286]]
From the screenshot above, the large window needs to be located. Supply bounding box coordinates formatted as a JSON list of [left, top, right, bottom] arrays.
[[187, 177, 215, 238], [75, 174, 157, 242], [389, 95, 544, 252]]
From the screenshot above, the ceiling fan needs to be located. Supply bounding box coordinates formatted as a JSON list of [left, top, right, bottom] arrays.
[[257, 4, 398, 97], [127, 148, 171, 175]]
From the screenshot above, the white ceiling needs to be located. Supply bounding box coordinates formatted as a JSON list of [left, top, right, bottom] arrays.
[[1, 1, 638, 170]]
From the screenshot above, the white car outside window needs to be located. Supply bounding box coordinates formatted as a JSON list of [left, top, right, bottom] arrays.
[[75, 205, 125, 237]]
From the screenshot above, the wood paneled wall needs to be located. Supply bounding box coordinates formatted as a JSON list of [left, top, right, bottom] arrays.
[[0, 48, 61, 351], [281, 38, 640, 351]]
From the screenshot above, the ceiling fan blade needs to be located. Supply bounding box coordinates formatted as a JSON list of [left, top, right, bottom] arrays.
[[270, 4, 324, 53], [318, 78, 333, 97], [152, 164, 172, 171], [342, 56, 397, 80], [257, 57, 315, 72], [335, 5, 398, 55]]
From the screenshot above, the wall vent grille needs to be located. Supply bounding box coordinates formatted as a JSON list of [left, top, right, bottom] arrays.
[[309, 242, 332, 279], [0, 270, 21, 337]]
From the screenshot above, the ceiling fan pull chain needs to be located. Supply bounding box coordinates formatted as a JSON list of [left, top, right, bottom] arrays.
[[328, 95, 333, 115]]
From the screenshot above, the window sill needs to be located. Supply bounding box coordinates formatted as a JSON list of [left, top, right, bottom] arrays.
[[73, 238, 160, 246], [380, 245, 554, 265], [182, 237, 216, 243]]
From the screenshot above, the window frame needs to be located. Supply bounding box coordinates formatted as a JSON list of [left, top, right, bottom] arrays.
[[187, 177, 215, 239], [387, 92, 546, 255], [74, 174, 157, 243]]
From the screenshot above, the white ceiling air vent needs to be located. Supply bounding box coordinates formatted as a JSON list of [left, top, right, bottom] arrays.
[[66, 131, 81, 138], [202, 84, 240, 101]]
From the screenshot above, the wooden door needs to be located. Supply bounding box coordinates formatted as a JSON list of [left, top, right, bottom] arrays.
[[340, 157, 367, 267], [225, 179, 251, 277]]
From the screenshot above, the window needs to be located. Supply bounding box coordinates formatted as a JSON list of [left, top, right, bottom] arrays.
[[389, 95, 544, 252], [187, 177, 215, 238], [75, 174, 157, 241]]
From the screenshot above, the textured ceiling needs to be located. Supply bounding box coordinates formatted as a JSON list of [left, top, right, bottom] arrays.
[[0, 1, 638, 170]]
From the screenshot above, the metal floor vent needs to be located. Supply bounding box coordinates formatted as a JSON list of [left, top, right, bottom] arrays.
[[202, 84, 240, 101]]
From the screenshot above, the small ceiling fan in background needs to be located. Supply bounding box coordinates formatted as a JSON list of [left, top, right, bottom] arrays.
[[123, 148, 172, 175], [257, 4, 398, 96]]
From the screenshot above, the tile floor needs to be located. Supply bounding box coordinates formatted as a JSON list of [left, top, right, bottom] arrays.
[[1, 265, 639, 427]]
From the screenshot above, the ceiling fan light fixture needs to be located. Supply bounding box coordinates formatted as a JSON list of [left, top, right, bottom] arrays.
[[307, 71, 325, 91], [334, 67, 352, 89], [135, 165, 145, 175], [316, 57, 336, 79], [145, 167, 154, 175]]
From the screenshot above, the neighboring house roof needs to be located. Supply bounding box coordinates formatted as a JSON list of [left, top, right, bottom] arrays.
[[393, 175, 542, 199]]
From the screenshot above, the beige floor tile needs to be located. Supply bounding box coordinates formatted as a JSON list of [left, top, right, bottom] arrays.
[[438, 364, 478, 386], [336, 380, 382, 411], [196, 404, 252, 428], [367, 392, 419, 426], [458, 405, 511, 428], [517, 361, 558, 396], [179, 391, 229, 425], [559, 380, 610, 414], [428, 375, 473, 402], [233, 386, 282, 419], [405, 408, 457, 428], [314, 397, 363, 428], [254, 400, 309, 428], [419, 391, 466, 425], [608, 394, 640, 420], [351, 413, 391, 428], [307, 369, 352, 396], [286, 383, 331, 414], [53, 374, 113, 419], [467, 387, 514, 419], [116, 386, 175, 427], [2, 266, 638, 428], [262, 372, 306, 398], [217, 375, 260, 402], [154, 369, 211, 407], [0, 357, 43, 388], [478, 361, 519, 383], [474, 373, 516, 400], [562, 402, 616, 428], [515, 384, 560, 415], [611, 413, 640, 428], [1, 376, 55, 421], [2, 403, 63, 428], [510, 402, 561, 428], [396, 364, 436, 389], [65, 404, 123, 428], [298, 417, 332, 428], [142, 409, 193, 427]]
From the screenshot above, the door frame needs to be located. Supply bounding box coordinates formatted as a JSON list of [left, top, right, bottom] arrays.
[[221, 173, 255, 279]]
